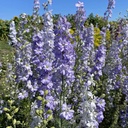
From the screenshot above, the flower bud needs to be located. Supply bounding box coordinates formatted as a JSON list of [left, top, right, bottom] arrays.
[[12, 106, 16, 110], [7, 100, 14, 105], [37, 96, 43, 100], [3, 107, 10, 112], [13, 119, 17, 125], [93, 91, 97, 95], [36, 110, 40, 115], [47, 110, 52, 114], [39, 110, 43, 115], [97, 88, 101, 91], [42, 98, 47, 105], [43, 120, 47, 125], [6, 126, 13, 128], [47, 115, 53, 121], [13, 108, 19, 113], [44, 90, 48, 95], [100, 94, 106, 98], [6, 113, 12, 120], [16, 121, 21, 125]]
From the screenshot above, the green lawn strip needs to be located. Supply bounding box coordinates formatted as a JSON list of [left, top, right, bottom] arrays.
[[0, 40, 13, 61]]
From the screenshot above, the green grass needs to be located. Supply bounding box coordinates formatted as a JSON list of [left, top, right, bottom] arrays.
[[0, 40, 11, 50], [0, 40, 13, 61], [0, 40, 12, 52]]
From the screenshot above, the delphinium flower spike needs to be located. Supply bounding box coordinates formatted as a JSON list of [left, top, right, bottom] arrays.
[[104, 0, 115, 20], [74, 2, 102, 128], [53, 16, 75, 122], [91, 28, 106, 80]]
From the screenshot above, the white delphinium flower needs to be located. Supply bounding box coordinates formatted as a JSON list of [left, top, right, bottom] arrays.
[[79, 88, 98, 128], [48, 0, 52, 5]]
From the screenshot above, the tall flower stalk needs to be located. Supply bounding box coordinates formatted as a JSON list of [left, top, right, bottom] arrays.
[[14, 14, 32, 99], [72, 2, 104, 128], [91, 28, 106, 80], [53, 16, 75, 126], [118, 22, 128, 127], [30, 1, 56, 127], [104, 0, 115, 20]]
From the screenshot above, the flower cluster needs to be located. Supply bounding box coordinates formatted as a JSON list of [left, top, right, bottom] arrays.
[[91, 44, 106, 80], [31, 9, 55, 102], [60, 103, 74, 120], [96, 98, 106, 124], [120, 108, 128, 128]]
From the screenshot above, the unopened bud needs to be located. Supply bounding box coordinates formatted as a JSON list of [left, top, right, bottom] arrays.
[[8, 100, 14, 105], [39, 110, 43, 115], [43, 120, 47, 125], [47, 110, 52, 114], [37, 96, 43, 100], [13, 119, 17, 125], [48, 115, 53, 121], [6, 113, 12, 120], [44, 90, 48, 95], [14, 108, 19, 113], [100, 94, 106, 98], [6, 126, 13, 128], [36, 110, 40, 115], [93, 91, 97, 95], [3, 107, 10, 112], [16, 121, 21, 125]]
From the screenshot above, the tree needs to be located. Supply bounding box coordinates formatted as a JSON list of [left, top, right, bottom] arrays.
[[86, 13, 108, 29]]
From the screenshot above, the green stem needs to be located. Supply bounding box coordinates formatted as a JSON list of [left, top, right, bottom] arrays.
[[60, 74, 64, 128]]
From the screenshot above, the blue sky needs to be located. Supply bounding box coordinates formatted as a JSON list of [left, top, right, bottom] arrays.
[[0, 0, 128, 21]]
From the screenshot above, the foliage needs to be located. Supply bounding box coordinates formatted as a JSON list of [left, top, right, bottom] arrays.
[[94, 27, 102, 47], [86, 13, 108, 29], [0, 19, 10, 41]]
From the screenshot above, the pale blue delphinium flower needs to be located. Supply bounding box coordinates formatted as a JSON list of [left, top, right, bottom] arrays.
[[60, 103, 74, 120], [18, 89, 28, 99]]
